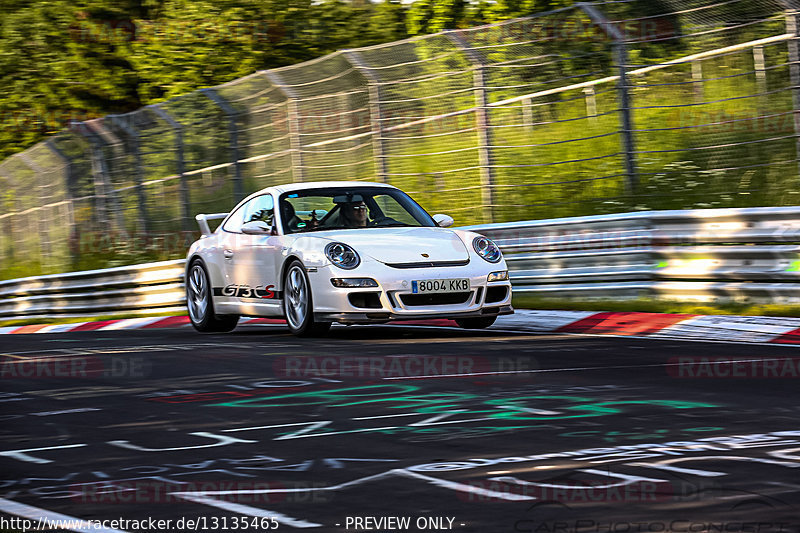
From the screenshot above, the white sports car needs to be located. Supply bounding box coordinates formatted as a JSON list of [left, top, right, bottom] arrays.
[[185, 181, 513, 336]]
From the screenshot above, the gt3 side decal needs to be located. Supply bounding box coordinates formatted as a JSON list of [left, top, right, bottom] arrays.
[[213, 284, 282, 299]]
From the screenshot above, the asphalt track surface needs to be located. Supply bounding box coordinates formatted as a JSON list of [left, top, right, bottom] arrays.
[[2, 322, 800, 533]]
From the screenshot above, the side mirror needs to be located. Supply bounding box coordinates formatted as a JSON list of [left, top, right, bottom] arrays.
[[241, 220, 271, 235], [432, 214, 454, 228]]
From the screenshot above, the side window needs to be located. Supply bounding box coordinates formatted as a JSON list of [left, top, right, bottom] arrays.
[[221, 195, 274, 233], [242, 195, 275, 226], [222, 201, 249, 233]]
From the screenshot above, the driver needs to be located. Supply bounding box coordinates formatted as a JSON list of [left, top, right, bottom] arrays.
[[340, 201, 368, 228], [281, 201, 302, 232]]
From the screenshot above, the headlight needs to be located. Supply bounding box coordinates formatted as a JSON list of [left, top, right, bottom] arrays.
[[487, 270, 508, 282], [331, 278, 378, 288], [325, 242, 360, 270], [472, 236, 502, 263]]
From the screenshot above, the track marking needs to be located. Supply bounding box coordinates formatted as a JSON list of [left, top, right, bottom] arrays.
[[0, 443, 87, 464]]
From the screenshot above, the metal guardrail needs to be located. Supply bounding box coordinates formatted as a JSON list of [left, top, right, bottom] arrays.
[[0, 260, 186, 320], [3, 206, 800, 320], [466, 205, 800, 303]]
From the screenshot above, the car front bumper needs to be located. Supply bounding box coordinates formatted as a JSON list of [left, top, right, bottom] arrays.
[[307, 258, 514, 323]]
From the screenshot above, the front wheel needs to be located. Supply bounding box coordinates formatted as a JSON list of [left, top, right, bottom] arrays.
[[283, 260, 331, 337], [455, 316, 497, 329], [187, 260, 239, 332]]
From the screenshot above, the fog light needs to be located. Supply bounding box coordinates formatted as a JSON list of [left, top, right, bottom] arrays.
[[487, 270, 509, 282], [331, 278, 379, 288]]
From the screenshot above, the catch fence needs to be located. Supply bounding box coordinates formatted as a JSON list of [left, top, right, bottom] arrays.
[[0, 0, 796, 278]]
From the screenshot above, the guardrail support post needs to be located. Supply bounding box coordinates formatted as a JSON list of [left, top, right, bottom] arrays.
[[201, 88, 246, 202], [446, 30, 496, 224], [263, 71, 305, 183], [579, 3, 639, 196], [108, 114, 150, 235], [343, 50, 389, 183], [148, 105, 192, 232]]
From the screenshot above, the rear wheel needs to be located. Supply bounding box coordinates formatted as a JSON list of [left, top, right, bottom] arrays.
[[187, 260, 239, 333], [283, 260, 331, 337], [455, 316, 497, 329]]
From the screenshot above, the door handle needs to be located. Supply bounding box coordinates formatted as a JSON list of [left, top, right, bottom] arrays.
[[224, 249, 234, 259]]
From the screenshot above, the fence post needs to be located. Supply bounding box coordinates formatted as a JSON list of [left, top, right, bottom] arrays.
[[343, 50, 389, 183], [785, 5, 800, 178], [0, 171, 11, 260], [446, 30, 496, 224], [108, 114, 150, 234], [16, 153, 52, 268], [263, 71, 305, 183], [579, 3, 638, 196], [200, 88, 245, 202], [615, 43, 638, 195], [44, 139, 77, 251], [72, 120, 122, 231], [148, 105, 192, 232]]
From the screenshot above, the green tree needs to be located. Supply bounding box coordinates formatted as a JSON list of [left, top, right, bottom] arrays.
[[0, 1, 141, 159]]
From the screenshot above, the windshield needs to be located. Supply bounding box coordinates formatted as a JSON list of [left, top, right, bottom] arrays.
[[279, 187, 436, 234]]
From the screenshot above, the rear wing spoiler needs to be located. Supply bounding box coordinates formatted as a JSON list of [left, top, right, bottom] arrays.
[[195, 213, 229, 236]]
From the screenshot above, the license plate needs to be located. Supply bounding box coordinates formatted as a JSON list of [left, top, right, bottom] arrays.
[[411, 278, 470, 294]]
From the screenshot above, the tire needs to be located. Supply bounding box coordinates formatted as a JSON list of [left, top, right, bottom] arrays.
[[187, 260, 239, 333], [455, 316, 497, 329], [283, 260, 332, 337]]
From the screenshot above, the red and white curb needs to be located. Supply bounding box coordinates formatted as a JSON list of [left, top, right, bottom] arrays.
[[498, 310, 800, 345], [2, 310, 800, 345], [0, 316, 281, 335]]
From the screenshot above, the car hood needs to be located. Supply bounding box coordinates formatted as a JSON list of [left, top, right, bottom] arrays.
[[320, 227, 470, 264]]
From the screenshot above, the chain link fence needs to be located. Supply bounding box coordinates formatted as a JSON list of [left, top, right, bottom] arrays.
[[0, 0, 795, 279]]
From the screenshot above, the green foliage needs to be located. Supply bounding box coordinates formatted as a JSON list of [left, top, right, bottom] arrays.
[[0, 0, 413, 160]]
